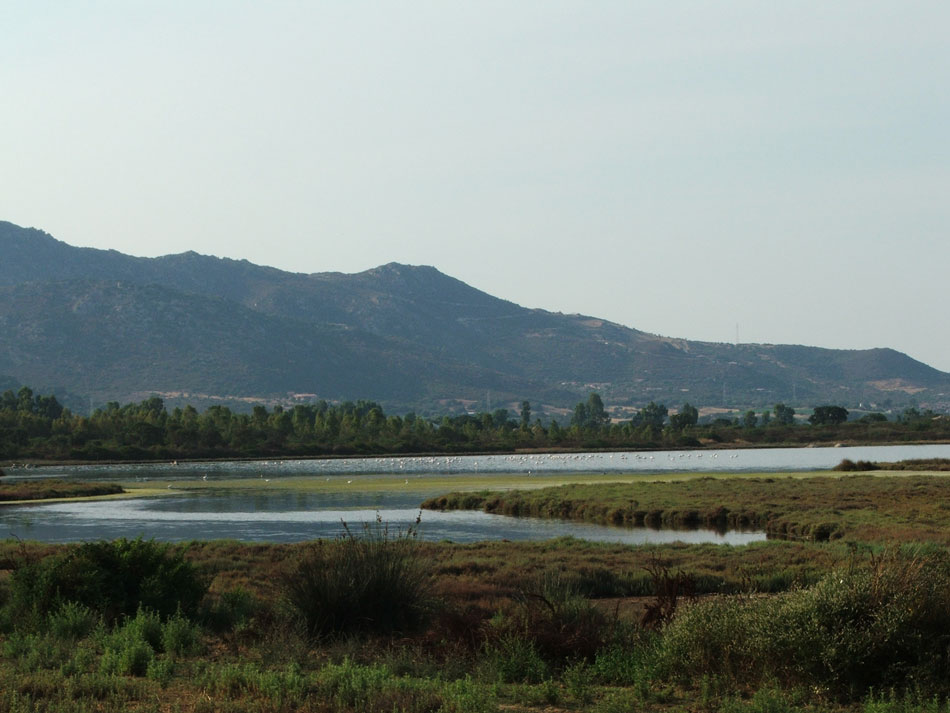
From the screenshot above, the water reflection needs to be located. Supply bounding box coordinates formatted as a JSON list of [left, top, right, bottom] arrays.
[[0, 493, 764, 546], [7, 442, 945, 545]]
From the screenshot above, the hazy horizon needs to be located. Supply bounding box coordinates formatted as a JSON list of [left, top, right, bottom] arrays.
[[3, 2, 948, 371]]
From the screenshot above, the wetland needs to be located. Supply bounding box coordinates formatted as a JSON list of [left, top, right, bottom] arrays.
[[3, 447, 950, 711]]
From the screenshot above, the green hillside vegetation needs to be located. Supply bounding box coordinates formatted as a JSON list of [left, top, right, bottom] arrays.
[[3, 220, 949, 411], [1, 386, 949, 462]]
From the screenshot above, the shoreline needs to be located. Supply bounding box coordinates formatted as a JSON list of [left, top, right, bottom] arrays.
[[4, 437, 950, 470]]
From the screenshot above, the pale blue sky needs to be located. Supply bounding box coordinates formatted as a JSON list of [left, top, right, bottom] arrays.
[[3, 2, 949, 371]]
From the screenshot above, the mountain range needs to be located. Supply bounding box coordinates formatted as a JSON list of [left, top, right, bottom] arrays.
[[1, 220, 947, 416]]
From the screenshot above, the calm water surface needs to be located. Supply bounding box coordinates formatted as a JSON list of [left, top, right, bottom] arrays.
[[3, 443, 947, 545], [11, 443, 950, 480], [0, 492, 764, 545]]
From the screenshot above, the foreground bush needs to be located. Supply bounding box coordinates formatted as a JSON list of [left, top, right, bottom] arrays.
[[7, 537, 207, 623], [486, 571, 613, 667], [658, 550, 950, 698], [282, 516, 434, 638]]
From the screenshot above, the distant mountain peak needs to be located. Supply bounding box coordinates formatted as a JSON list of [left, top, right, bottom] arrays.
[[1, 218, 947, 411]]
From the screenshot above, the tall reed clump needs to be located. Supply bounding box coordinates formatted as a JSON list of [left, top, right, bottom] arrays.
[[281, 514, 435, 638], [656, 549, 950, 700]]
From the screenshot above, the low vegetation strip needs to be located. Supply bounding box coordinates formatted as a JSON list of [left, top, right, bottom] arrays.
[[422, 473, 950, 543], [0, 479, 124, 502], [835, 457, 950, 471]]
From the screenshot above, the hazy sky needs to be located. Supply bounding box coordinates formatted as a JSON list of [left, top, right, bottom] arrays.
[[4, 2, 949, 371]]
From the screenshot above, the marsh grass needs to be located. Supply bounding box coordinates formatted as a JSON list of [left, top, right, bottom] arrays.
[[0, 480, 123, 502], [282, 514, 435, 638], [424, 474, 950, 543]]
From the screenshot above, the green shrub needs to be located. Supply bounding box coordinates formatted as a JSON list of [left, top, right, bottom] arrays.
[[97, 608, 177, 677], [201, 586, 258, 633], [834, 459, 877, 472], [161, 611, 202, 657], [440, 675, 497, 713], [255, 663, 309, 706], [482, 634, 549, 684], [487, 570, 612, 664], [281, 516, 434, 638], [59, 645, 95, 677], [657, 551, 950, 699], [564, 660, 594, 704], [316, 658, 404, 710], [3, 631, 37, 660], [592, 639, 657, 687], [146, 657, 175, 687], [122, 608, 163, 651], [100, 637, 154, 677], [594, 689, 645, 713], [199, 663, 254, 698], [47, 601, 99, 640], [8, 537, 207, 623], [864, 689, 949, 713], [719, 687, 798, 713]]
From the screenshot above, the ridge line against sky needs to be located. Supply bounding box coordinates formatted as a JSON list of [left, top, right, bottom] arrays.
[[2, 2, 948, 371]]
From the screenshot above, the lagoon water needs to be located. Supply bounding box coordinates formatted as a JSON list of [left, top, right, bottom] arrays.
[[2, 443, 948, 545], [10, 443, 950, 481], [0, 493, 765, 546]]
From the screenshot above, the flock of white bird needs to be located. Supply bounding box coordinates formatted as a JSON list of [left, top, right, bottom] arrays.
[[192, 450, 746, 483]]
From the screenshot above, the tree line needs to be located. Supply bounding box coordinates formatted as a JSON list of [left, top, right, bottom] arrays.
[[0, 386, 947, 462]]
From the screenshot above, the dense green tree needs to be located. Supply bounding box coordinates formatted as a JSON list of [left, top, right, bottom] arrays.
[[639, 402, 668, 431], [1, 382, 948, 462], [585, 393, 608, 428], [572, 402, 589, 428], [774, 403, 796, 425], [520, 401, 532, 429], [571, 393, 609, 429], [669, 402, 698, 430], [809, 405, 849, 426]]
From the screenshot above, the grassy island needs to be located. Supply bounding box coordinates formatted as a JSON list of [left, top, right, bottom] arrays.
[[0, 479, 124, 503], [422, 468, 950, 544]]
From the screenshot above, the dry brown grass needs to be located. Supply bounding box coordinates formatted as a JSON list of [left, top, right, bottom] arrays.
[[0, 479, 124, 503]]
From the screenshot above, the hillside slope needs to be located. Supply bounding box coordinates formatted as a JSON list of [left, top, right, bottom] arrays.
[[2, 221, 947, 412]]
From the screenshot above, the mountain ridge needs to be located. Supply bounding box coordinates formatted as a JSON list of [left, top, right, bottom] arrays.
[[1, 220, 947, 413]]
